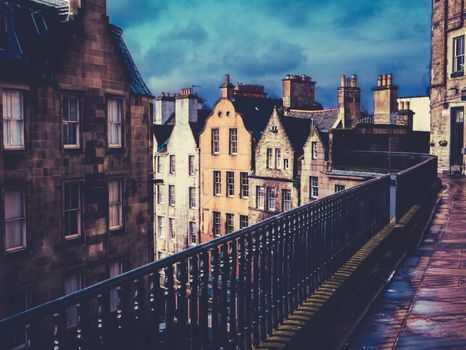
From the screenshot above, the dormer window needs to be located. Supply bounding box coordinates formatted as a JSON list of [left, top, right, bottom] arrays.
[[0, 14, 8, 51], [271, 125, 278, 133]]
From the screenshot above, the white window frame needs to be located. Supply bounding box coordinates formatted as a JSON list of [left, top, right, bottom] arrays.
[[226, 213, 234, 234], [284, 159, 289, 170], [453, 35, 465, 73], [2, 90, 25, 150], [256, 186, 265, 209], [169, 155, 175, 174], [311, 176, 319, 199], [63, 95, 80, 149], [267, 187, 276, 211], [188, 155, 195, 176], [108, 180, 123, 231], [311, 142, 318, 160], [189, 221, 197, 244], [156, 184, 165, 204], [229, 128, 237, 155], [335, 184, 346, 193], [189, 187, 196, 209], [226, 171, 234, 197], [266, 148, 273, 168], [107, 98, 122, 148], [240, 215, 248, 229], [213, 171, 221, 196], [63, 182, 81, 239], [240, 172, 249, 198], [157, 156, 164, 173], [168, 185, 175, 206], [212, 128, 219, 154], [169, 217, 175, 239], [275, 148, 281, 169], [213, 211, 221, 237], [157, 216, 164, 237], [282, 189, 291, 212], [4, 188, 26, 252]]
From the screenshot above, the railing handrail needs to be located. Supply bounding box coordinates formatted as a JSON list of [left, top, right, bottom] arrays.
[[0, 174, 390, 328], [396, 155, 438, 176]]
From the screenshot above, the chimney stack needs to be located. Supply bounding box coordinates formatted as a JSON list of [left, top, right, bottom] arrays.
[[373, 73, 398, 124], [220, 73, 234, 99], [155, 93, 175, 125], [282, 74, 317, 110], [338, 73, 361, 129], [176, 87, 199, 124]]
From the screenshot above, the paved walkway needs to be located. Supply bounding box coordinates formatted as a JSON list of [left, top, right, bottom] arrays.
[[347, 176, 466, 349]]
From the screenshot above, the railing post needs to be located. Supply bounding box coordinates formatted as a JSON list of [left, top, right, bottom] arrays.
[[189, 255, 199, 349]]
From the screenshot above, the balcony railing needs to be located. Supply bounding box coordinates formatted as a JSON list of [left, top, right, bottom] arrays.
[[0, 153, 438, 350]]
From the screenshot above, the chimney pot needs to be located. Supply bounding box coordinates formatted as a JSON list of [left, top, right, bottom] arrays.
[[351, 74, 357, 87], [378, 75, 383, 87], [406, 101, 410, 110], [225, 73, 230, 85], [340, 75, 346, 87], [387, 73, 393, 86], [382, 74, 388, 86]]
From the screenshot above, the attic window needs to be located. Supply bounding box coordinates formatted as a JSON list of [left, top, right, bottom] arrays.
[[0, 15, 7, 51], [271, 125, 278, 133], [226, 111, 230, 117], [218, 111, 222, 117], [32, 12, 48, 35]]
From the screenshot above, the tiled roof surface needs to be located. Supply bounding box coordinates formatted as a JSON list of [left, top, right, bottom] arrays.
[[280, 115, 315, 156], [285, 108, 339, 131], [153, 124, 174, 152]]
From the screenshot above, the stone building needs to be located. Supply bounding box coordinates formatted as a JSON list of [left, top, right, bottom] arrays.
[[153, 88, 207, 259], [199, 75, 279, 241], [248, 108, 315, 224], [0, 0, 154, 333], [431, 0, 466, 172]]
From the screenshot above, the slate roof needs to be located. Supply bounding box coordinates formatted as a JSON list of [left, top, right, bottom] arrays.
[[279, 115, 315, 156], [284, 109, 339, 131], [153, 125, 174, 152], [1, 0, 152, 96], [231, 96, 283, 141]]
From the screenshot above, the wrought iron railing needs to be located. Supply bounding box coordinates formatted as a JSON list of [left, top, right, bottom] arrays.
[[0, 175, 392, 350]]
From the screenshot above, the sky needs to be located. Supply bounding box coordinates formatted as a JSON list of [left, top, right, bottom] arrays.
[[107, 0, 431, 112]]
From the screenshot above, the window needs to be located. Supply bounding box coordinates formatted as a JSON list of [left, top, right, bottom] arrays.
[[310, 177, 318, 199], [169, 218, 175, 239], [226, 213, 234, 234], [213, 171, 221, 196], [335, 184, 346, 193], [169, 155, 175, 174], [107, 98, 122, 147], [240, 172, 249, 198], [312, 142, 318, 160], [65, 274, 81, 327], [157, 156, 164, 173], [453, 35, 465, 73], [109, 260, 123, 312], [0, 15, 8, 51], [256, 186, 265, 209], [189, 221, 197, 244], [108, 180, 123, 230], [266, 148, 273, 168], [229, 128, 237, 155], [188, 155, 195, 176], [157, 216, 164, 237], [189, 187, 196, 209], [211, 128, 219, 154], [240, 215, 248, 229], [267, 187, 276, 211], [6, 288, 29, 348], [282, 189, 291, 212], [275, 149, 281, 169], [156, 184, 165, 204], [63, 95, 80, 148], [169, 185, 175, 206], [213, 211, 221, 237], [284, 159, 289, 170], [3, 90, 24, 149], [226, 171, 234, 197], [4, 189, 26, 252], [64, 183, 81, 239]]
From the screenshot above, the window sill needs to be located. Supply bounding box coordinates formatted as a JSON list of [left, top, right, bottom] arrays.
[[5, 246, 27, 254], [109, 227, 125, 235], [451, 71, 464, 78], [3, 147, 25, 152], [3, 247, 28, 261]]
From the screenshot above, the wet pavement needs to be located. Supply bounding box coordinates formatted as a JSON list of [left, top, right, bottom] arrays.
[[347, 176, 466, 350]]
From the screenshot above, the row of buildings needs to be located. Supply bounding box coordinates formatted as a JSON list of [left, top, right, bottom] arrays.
[[0, 0, 154, 335], [153, 73, 430, 258]]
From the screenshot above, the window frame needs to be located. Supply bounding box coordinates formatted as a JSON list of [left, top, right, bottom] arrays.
[[226, 213, 234, 234], [64, 273, 82, 328], [189, 187, 196, 209], [2, 89, 25, 151], [189, 221, 197, 244], [267, 187, 276, 211], [62, 94, 81, 149], [109, 259, 124, 312], [229, 128, 238, 155], [282, 189, 291, 212], [275, 148, 281, 169], [169, 155, 175, 175], [188, 155, 195, 176], [63, 182, 82, 240], [256, 186, 265, 209], [168, 184, 175, 207], [3, 187, 27, 253], [240, 172, 249, 198], [310, 176, 319, 199], [266, 148, 273, 168], [168, 217, 175, 240], [311, 142, 318, 160], [107, 97, 123, 149], [284, 158, 289, 170], [453, 35, 465, 74], [213, 171, 221, 196], [156, 184, 165, 204], [211, 128, 219, 154], [157, 215, 165, 237], [240, 215, 248, 229], [226, 171, 235, 197], [213, 211, 221, 237], [335, 184, 346, 193], [108, 179, 123, 231]]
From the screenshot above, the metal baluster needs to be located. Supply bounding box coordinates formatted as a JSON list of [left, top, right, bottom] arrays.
[[25, 323, 32, 349], [165, 265, 176, 349], [236, 237, 245, 350], [259, 227, 267, 342], [199, 253, 209, 350], [276, 219, 284, 324], [189, 255, 199, 349], [115, 286, 127, 350], [271, 222, 279, 328], [228, 240, 237, 350], [149, 272, 161, 348], [132, 279, 143, 350], [75, 302, 86, 350], [210, 247, 220, 349], [96, 294, 106, 348], [251, 231, 260, 347], [176, 260, 188, 349], [244, 235, 253, 350], [52, 312, 64, 350], [283, 219, 291, 318], [219, 244, 229, 350]]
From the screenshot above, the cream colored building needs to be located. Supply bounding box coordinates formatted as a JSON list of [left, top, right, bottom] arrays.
[[397, 96, 430, 132]]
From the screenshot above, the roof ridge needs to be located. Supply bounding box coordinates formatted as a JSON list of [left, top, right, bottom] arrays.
[[288, 108, 338, 113]]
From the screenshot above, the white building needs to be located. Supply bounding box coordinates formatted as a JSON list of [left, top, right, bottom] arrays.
[[397, 96, 430, 132]]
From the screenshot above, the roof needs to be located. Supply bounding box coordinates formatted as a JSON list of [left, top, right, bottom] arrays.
[[1, 0, 152, 97], [189, 109, 210, 145], [279, 114, 315, 156], [153, 125, 174, 152], [231, 96, 282, 140], [284, 109, 339, 131]]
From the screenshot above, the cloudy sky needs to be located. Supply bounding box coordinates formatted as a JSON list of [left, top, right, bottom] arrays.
[[108, 0, 431, 112]]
